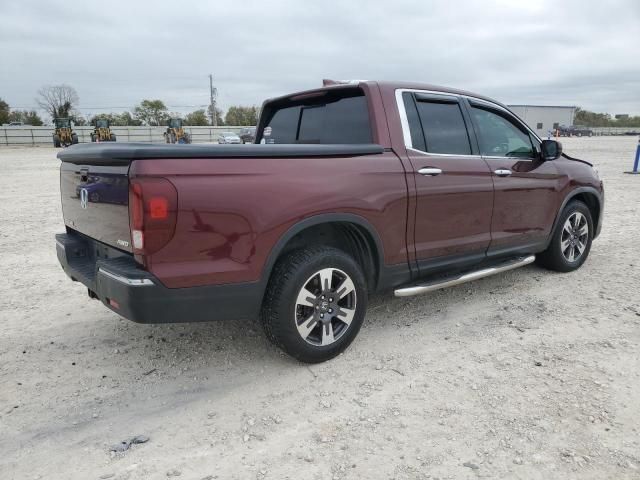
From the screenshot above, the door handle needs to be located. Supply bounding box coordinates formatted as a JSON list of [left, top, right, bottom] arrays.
[[418, 167, 442, 176], [494, 169, 512, 177]]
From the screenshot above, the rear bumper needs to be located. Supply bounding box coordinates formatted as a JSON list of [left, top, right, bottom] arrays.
[[56, 232, 263, 324]]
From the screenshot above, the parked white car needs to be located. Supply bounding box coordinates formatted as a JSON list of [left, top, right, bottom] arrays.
[[217, 132, 242, 144]]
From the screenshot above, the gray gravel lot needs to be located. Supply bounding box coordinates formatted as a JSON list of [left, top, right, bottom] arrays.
[[1, 137, 639, 479]]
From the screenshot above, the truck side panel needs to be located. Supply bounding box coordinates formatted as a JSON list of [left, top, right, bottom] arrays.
[[130, 152, 409, 288]]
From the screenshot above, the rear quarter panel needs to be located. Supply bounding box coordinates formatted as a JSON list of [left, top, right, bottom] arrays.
[[130, 153, 408, 288]]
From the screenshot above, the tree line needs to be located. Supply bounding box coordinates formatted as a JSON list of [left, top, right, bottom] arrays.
[[574, 108, 640, 128], [1, 84, 259, 127], [0, 98, 44, 126]]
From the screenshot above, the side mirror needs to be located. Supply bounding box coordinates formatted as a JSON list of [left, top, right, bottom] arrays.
[[541, 139, 562, 161]]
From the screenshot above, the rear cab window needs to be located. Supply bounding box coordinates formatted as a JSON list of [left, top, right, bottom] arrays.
[[401, 92, 472, 155], [257, 88, 372, 144]]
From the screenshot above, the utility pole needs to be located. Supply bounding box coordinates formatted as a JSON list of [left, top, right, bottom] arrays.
[[209, 74, 217, 127]]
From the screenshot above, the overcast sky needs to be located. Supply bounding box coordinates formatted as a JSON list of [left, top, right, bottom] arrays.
[[1, 0, 639, 120]]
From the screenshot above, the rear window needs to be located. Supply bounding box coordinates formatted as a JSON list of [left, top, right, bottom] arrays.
[[402, 92, 472, 155], [258, 89, 372, 144]]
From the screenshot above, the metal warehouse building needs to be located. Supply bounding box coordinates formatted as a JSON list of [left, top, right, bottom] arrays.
[[508, 105, 577, 137]]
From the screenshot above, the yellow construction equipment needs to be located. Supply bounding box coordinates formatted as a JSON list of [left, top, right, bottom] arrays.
[[52, 118, 78, 148], [164, 118, 191, 144], [90, 119, 116, 142]]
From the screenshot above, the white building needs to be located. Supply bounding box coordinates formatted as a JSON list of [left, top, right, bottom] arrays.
[[508, 105, 577, 137]]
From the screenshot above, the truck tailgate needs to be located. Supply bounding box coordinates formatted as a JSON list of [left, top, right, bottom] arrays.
[[60, 161, 131, 252]]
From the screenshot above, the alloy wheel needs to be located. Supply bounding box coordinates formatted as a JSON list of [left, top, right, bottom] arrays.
[[294, 267, 357, 347], [561, 212, 589, 262]]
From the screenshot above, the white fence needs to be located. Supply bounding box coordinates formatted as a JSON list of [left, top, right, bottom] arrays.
[[0, 126, 251, 146], [1, 125, 637, 146]]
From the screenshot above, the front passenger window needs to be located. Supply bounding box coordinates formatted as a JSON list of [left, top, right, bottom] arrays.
[[470, 106, 534, 158]]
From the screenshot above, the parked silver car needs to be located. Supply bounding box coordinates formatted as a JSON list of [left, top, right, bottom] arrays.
[[217, 132, 242, 144]]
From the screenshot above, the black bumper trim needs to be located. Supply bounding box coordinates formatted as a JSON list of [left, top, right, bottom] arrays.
[[56, 232, 263, 324]]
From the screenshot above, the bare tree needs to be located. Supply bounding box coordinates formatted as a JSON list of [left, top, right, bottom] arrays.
[[36, 85, 79, 120]]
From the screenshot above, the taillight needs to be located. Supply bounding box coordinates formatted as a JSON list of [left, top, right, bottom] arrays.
[[128, 177, 178, 255]]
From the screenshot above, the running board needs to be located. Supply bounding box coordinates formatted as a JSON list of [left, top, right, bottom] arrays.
[[394, 255, 536, 297]]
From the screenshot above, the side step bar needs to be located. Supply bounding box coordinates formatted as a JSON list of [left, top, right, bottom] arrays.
[[394, 255, 536, 297]]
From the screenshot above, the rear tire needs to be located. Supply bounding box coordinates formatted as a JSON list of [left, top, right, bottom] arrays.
[[536, 200, 593, 272], [261, 246, 368, 363], [71, 133, 79, 145]]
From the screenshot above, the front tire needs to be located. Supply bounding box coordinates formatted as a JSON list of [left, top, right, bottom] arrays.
[[536, 200, 593, 272], [261, 246, 368, 363]]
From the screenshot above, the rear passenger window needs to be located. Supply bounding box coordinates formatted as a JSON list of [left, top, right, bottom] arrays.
[[402, 93, 472, 155], [416, 100, 471, 155]]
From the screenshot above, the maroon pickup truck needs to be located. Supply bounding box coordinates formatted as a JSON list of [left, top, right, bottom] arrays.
[[56, 81, 603, 363]]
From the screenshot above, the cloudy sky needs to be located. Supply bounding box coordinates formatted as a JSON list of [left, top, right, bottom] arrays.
[[1, 0, 639, 120]]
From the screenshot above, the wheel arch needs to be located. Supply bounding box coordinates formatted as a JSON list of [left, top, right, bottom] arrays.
[[260, 213, 385, 295], [551, 187, 603, 242]]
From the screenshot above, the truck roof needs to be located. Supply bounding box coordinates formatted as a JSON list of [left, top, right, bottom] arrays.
[[264, 80, 509, 110]]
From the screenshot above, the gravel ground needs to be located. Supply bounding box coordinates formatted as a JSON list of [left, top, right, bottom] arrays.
[[1, 137, 639, 480]]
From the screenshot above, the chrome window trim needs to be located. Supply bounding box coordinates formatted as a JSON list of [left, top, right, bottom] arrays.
[[395, 88, 543, 155], [483, 155, 536, 162], [407, 147, 482, 159], [98, 268, 155, 286]]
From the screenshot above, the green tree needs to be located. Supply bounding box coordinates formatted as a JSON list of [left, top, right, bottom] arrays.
[[118, 111, 142, 126], [133, 99, 169, 126], [70, 112, 87, 126], [89, 112, 143, 126], [224, 105, 258, 126], [184, 109, 209, 126], [36, 84, 79, 120], [0, 98, 10, 124], [8, 110, 43, 126]]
